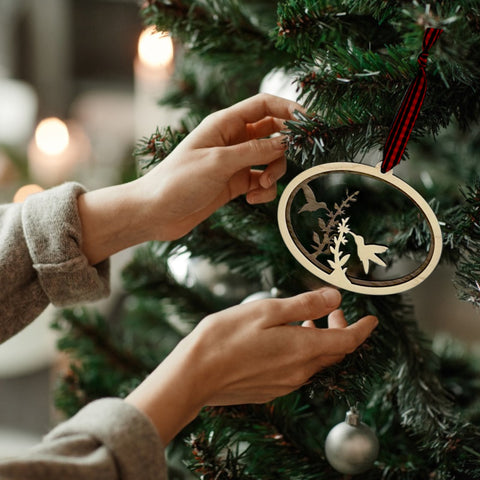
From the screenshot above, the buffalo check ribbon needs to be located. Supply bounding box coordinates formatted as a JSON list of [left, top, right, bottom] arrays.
[[381, 28, 443, 173]]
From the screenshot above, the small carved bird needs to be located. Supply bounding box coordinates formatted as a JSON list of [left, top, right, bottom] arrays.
[[350, 232, 388, 274], [298, 184, 328, 213]]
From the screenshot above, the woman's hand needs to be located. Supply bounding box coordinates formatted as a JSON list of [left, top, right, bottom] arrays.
[[125, 288, 378, 445], [137, 93, 302, 241], [78, 93, 302, 265]]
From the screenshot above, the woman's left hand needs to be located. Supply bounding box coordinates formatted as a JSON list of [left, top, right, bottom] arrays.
[[136, 93, 303, 241], [77, 93, 302, 265]]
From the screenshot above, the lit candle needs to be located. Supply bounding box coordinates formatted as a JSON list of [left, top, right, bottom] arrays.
[[138, 26, 174, 70], [134, 26, 176, 139], [35, 117, 69, 155], [28, 117, 90, 187]]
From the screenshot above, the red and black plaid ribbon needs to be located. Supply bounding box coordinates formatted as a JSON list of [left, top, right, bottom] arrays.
[[381, 28, 443, 174]]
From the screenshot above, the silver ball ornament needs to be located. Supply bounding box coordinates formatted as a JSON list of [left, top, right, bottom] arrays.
[[325, 408, 379, 475]]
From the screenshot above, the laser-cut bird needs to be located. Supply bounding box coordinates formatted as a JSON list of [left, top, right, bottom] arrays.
[[350, 232, 388, 274], [298, 184, 328, 213]]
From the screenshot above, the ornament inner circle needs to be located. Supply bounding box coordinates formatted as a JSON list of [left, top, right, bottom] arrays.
[[277, 162, 442, 295]]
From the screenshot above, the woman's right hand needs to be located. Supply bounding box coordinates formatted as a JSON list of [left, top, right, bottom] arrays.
[[186, 288, 377, 406], [125, 288, 378, 445]]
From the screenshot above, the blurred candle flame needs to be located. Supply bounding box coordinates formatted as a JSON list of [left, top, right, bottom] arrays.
[[138, 26, 174, 68], [34, 117, 69, 155]]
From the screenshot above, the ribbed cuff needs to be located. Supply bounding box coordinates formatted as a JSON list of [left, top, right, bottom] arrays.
[[46, 398, 167, 480], [22, 182, 110, 306]]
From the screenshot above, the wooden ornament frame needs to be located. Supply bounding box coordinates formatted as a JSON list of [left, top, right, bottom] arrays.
[[277, 162, 443, 295]]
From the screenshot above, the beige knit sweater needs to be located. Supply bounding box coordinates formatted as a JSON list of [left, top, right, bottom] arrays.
[[0, 183, 166, 479]]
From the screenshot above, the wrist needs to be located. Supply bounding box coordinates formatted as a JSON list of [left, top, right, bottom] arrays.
[[125, 336, 207, 445], [77, 180, 152, 265]]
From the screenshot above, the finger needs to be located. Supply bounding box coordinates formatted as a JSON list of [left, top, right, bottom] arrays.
[[227, 169, 277, 205], [240, 170, 276, 204], [222, 135, 288, 171], [309, 314, 378, 356], [246, 164, 283, 199], [246, 182, 277, 204], [327, 309, 348, 329], [259, 156, 287, 188], [246, 116, 288, 140], [262, 289, 342, 327], [227, 93, 305, 125], [345, 315, 378, 342]]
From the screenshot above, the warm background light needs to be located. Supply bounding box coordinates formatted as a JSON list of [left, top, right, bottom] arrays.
[[28, 119, 90, 187], [138, 26, 174, 68], [13, 184, 44, 203], [34, 117, 69, 155]]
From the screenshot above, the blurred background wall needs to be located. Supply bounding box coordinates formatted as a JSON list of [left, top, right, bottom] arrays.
[[0, 0, 172, 456]]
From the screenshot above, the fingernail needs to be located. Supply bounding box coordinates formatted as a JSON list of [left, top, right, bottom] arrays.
[[321, 288, 341, 308], [290, 105, 307, 118], [274, 135, 288, 150]]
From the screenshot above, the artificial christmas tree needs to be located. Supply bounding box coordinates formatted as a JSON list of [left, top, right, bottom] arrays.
[[53, 1, 480, 478]]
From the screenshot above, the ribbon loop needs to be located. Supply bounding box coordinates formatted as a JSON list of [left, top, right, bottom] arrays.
[[381, 28, 443, 174], [418, 52, 429, 69]]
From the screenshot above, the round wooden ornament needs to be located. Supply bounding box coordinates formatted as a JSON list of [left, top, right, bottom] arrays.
[[277, 162, 442, 295]]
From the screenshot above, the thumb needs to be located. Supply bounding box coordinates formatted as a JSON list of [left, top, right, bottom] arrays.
[[223, 135, 287, 171]]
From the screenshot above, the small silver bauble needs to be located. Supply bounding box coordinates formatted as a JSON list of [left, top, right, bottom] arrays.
[[325, 407, 379, 475]]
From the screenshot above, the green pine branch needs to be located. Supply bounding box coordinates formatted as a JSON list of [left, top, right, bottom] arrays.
[[134, 125, 188, 171], [446, 180, 480, 307], [284, 110, 386, 167], [141, 0, 286, 70], [51, 308, 151, 417]]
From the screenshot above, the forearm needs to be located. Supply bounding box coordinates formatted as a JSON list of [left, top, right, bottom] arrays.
[[77, 180, 152, 265], [125, 337, 206, 445]]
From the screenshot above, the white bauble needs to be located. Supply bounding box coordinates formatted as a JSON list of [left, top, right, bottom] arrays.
[[259, 68, 299, 102]]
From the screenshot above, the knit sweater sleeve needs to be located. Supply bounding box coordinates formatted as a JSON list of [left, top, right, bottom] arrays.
[[0, 182, 110, 343], [0, 398, 167, 480], [0, 186, 168, 479]]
